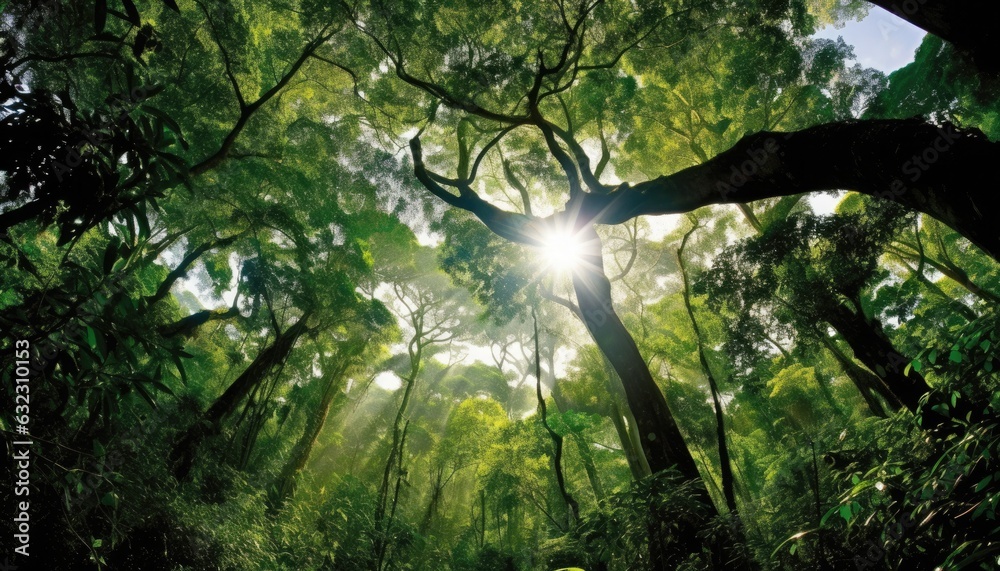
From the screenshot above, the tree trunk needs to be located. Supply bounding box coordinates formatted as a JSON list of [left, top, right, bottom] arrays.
[[419, 467, 447, 534], [610, 403, 652, 479], [533, 310, 579, 527], [866, 0, 999, 72], [924, 256, 1000, 305], [571, 226, 706, 486], [825, 303, 931, 412], [539, 288, 653, 480], [169, 312, 311, 479], [896, 259, 979, 321], [571, 225, 731, 567], [572, 433, 605, 502], [269, 357, 351, 510], [819, 334, 896, 417], [373, 328, 423, 571], [678, 231, 738, 515]]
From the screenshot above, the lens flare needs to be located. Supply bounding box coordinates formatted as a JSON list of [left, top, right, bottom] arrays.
[[540, 229, 583, 271]]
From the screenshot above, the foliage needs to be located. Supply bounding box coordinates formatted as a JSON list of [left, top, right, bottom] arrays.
[[2, 1, 1000, 570]]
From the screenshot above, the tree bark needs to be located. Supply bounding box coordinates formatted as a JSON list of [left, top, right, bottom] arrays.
[[896, 259, 979, 321], [571, 226, 706, 486], [417, 120, 999, 265], [572, 433, 605, 502], [569, 225, 756, 571], [418, 467, 448, 534], [825, 303, 931, 412], [609, 402, 652, 479], [374, 330, 423, 570], [921, 255, 1000, 305], [819, 334, 896, 417], [540, 287, 654, 480], [533, 309, 579, 527]]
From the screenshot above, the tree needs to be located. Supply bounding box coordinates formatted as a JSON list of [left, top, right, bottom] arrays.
[[366, 243, 475, 571], [698, 203, 934, 414], [677, 219, 738, 515]]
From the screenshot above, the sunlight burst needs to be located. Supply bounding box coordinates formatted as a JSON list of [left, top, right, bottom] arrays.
[[539, 228, 584, 271]]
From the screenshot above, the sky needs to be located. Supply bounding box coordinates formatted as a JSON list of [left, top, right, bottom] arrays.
[[813, 4, 926, 74]]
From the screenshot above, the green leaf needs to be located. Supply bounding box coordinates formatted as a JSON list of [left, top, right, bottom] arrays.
[[149, 379, 174, 396], [975, 475, 993, 493], [820, 505, 840, 526], [928, 349, 938, 364], [141, 105, 184, 138], [949, 350, 962, 364], [840, 504, 853, 522], [134, 383, 158, 409], [171, 354, 188, 385], [121, 0, 140, 26]]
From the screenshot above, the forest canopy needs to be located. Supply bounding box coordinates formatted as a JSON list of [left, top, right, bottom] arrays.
[[2, 0, 999, 570]]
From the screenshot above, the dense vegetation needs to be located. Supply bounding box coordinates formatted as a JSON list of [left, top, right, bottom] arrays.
[[2, 1, 999, 569]]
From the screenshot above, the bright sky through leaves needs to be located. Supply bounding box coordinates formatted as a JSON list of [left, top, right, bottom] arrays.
[[813, 5, 925, 73]]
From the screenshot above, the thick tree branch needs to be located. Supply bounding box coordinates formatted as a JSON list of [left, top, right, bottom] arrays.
[[415, 119, 999, 264], [410, 136, 541, 245], [571, 120, 1000, 260]]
